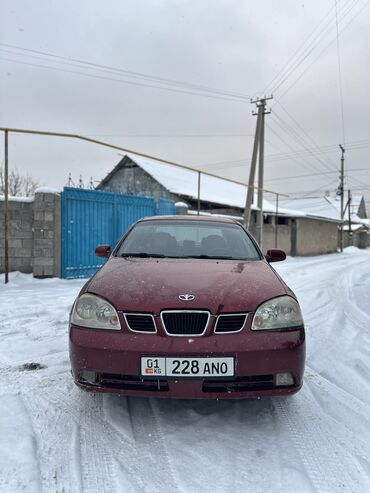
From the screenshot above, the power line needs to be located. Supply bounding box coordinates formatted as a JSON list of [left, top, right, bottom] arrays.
[[285, 178, 340, 196], [264, 167, 370, 184], [276, 0, 370, 100], [0, 55, 252, 104], [0, 43, 252, 99], [263, 0, 360, 95], [272, 0, 362, 94], [273, 101, 338, 168], [197, 139, 370, 171], [0, 43, 253, 103], [266, 121, 332, 175], [271, 111, 337, 172], [335, 0, 346, 144]]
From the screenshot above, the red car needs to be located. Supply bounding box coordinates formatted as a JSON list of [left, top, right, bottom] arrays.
[[69, 216, 305, 399]]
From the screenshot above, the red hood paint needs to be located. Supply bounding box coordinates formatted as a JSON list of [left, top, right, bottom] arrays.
[[85, 257, 288, 313]]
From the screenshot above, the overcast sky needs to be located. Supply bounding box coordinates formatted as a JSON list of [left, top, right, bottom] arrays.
[[0, 0, 369, 208]]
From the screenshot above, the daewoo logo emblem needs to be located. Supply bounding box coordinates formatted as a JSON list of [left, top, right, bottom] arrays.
[[179, 294, 195, 301]]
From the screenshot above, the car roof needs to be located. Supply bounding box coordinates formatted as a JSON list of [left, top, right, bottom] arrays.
[[138, 215, 240, 224]]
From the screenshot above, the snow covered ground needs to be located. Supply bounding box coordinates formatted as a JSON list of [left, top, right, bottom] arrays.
[[0, 247, 369, 493]]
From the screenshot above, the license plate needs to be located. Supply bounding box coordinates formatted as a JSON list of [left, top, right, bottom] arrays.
[[141, 356, 234, 378]]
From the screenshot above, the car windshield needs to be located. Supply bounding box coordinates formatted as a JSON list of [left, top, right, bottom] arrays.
[[116, 220, 261, 260]]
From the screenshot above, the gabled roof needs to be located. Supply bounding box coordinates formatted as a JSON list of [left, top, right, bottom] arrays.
[[111, 154, 306, 217], [99, 154, 346, 222]]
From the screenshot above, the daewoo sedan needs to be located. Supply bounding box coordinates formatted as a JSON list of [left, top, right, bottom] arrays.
[[69, 216, 305, 399]]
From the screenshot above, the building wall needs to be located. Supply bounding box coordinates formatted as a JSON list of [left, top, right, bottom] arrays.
[[99, 163, 177, 201], [296, 217, 338, 256], [249, 215, 340, 256], [0, 191, 61, 277], [249, 222, 291, 255]]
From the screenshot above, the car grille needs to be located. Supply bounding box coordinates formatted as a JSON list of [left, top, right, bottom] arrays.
[[124, 314, 156, 333], [203, 374, 274, 393], [98, 373, 169, 391], [161, 310, 210, 336], [214, 314, 248, 333]]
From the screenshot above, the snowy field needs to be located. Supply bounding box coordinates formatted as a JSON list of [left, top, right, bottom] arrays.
[[0, 247, 369, 493]]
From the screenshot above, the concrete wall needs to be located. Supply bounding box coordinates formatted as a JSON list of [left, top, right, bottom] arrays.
[[32, 192, 61, 277], [249, 215, 340, 256], [0, 198, 34, 273], [0, 191, 61, 278], [296, 217, 338, 256]]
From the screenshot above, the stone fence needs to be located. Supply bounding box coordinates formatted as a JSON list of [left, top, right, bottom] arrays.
[[0, 190, 61, 278]]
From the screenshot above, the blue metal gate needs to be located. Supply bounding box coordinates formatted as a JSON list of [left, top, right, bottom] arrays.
[[61, 187, 176, 278]]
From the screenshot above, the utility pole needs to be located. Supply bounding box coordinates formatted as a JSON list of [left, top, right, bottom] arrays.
[[339, 144, 345, 252], [243, 104, 263, 228], [347, 189, 352, 235], [243, 96, 272, 250]]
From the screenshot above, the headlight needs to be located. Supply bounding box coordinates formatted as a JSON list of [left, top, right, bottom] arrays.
[[251, 296, 303, 331], [71, 293, 121, 330]]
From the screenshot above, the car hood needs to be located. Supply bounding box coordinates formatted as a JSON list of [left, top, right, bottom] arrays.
[[86, 257, 288, 313]]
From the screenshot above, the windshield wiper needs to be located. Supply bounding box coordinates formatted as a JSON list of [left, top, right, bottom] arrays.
[[184, 255, 234, 260], [121, 252, 167, 258]]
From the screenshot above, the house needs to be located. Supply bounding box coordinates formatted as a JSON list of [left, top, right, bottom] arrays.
[[279, 195, 369, 249], [97, 154, 357, 256]]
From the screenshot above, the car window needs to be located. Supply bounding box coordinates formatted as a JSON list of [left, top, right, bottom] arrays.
[[117, 220, 260, 260]]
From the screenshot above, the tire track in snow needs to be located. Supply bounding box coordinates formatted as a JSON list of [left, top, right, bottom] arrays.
[[77, 394, 119, 493], [22, 379, 84, 493], [39, 381, 142, 492], [125, 397, 181, 492], [274, 393, 364, 493], [39, 379, 179, 492]]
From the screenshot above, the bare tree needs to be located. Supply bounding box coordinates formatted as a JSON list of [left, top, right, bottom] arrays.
[[0, 166, 39, 197]]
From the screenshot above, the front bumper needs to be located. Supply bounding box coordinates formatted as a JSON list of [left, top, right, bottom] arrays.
[[69, 320, 305, 399]]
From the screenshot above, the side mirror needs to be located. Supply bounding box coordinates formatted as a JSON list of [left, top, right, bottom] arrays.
[[265, 248, 286, 263], [95, 244, 111, 258]]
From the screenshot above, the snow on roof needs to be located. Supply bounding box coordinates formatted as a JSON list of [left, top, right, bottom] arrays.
[[343, 224, 366, 232], [279, 196, 367, 225], [279, 197, 340, 221], [126, 153, 306, 217]]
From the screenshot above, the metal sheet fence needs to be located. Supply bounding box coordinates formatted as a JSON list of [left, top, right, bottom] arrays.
[[61, 187, 175, 278]]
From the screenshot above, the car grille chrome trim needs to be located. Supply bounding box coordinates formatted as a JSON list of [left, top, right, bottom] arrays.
[[124, 313, 157, 333], [160, 310, 211, 337], [214, 313, 248, 334]]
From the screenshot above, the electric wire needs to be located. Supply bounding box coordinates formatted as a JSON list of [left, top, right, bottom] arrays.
[[276, 0, 370, 100], [266, 121, 332, 175], [270, 112, 337, 172], [264, 0, 362, 96], [335, 0, 347, 144], [0, 43, 252, 102], [273, 101, 338, 168]]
